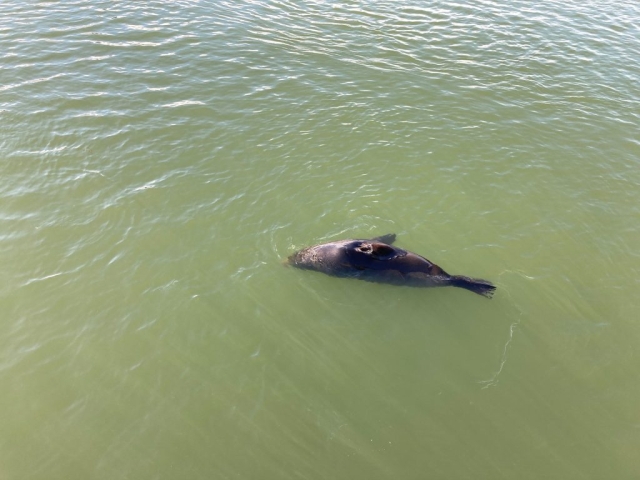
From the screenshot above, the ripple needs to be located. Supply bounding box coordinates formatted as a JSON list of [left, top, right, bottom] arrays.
[[162, 100, 206, 108], [1, 1, 640, 478]]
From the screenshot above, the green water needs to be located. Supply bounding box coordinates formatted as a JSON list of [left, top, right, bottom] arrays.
[[2, 1, 640, 478]]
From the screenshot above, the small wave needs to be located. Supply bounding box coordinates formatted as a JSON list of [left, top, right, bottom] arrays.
[[162, 100, 206, 108]]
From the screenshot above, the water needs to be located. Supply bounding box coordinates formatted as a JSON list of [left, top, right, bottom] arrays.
[[1, 1, 640, 478]]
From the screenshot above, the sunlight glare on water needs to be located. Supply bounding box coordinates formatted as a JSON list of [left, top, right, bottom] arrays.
[[1, 0, 640, 478]]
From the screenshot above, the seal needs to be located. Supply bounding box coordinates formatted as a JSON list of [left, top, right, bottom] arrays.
[[288, 233, 496, 298]]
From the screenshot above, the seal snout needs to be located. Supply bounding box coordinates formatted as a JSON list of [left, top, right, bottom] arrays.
[[287, 251, 300, 265]]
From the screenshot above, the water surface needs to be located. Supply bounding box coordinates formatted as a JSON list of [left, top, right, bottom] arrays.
[[1, 1, 640, 478]]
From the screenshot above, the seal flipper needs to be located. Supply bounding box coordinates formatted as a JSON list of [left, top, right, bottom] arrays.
[[450, 275, 496, 298], [371, 233, 396, 245], [369, 242, 398, 260], [352, 241, 403, 262]]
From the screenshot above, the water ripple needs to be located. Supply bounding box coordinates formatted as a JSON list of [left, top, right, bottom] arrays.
[[1, 1, 640, 478]]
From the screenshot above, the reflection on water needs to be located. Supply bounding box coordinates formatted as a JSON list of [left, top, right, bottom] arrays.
[[1, 0, 640, 478]]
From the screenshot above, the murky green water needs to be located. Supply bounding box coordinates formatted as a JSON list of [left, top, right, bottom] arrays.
[[2, 1, 640, 478]]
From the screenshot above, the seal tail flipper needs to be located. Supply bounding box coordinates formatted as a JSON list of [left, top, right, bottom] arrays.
[[371, 233, 396, 245], [450, 275, 496, 298]]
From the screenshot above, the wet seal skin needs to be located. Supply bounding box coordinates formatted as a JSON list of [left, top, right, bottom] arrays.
[[288, 233, 496, 298]]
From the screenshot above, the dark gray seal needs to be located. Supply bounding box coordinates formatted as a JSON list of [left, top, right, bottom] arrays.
[[288, 234, 496, 298]]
